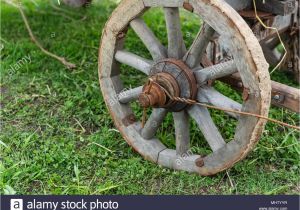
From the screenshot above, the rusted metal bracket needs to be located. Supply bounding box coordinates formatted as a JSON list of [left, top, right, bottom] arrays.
[[122, 114, 136, 127], [183, 2, 194, 12], [242, 88, 250, 101], [117, 27, 129, 40], [220, 73, 300, 113], [270, 80, 299, 113]]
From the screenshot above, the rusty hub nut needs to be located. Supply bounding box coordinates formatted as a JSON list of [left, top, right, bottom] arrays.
[[138, 94, 152, 108], [139, 72, 180, 109], [138, 83, 166, 108], [148, 60, 197, 112], [195, 157, 205, 167]]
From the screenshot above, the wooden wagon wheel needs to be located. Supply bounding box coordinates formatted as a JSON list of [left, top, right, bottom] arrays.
[[98, 0, 271, 176]]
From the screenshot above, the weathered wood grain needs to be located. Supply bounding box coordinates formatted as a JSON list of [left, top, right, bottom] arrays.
[[157, 149, 201, 173], [173, 111, 190, 156], [164, 7, 186, 59], [184, 24, 215, 68], [194, 60, 237, 84], [115, 50, 152, 75], [118, 86, 143, 104], [141, 108, 168, 140], [130, 18, 167, 61], [198, 87, 242, 119], [188, 105, 226, 152]]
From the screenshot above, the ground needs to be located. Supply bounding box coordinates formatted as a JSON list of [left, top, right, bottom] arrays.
[[1, 0, 299, 195]]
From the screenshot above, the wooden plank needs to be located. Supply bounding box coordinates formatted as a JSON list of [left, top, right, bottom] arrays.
[[255, 0, 296, 16], [271, 81, 300, 113], [220, 73, 300, 113]]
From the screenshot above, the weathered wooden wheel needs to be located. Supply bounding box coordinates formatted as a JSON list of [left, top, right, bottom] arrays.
[[98, 0, 272, 176]]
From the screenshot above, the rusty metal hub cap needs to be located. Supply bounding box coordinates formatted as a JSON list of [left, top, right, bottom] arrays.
[[138, 59, 197, 112]]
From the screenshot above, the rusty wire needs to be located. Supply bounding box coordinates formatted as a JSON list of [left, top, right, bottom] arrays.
[[253, 0, 287, 74], [145, 78, 300, 131]]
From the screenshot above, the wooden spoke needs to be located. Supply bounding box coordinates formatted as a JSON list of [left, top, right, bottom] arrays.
[[188, 105, 225, 151], [115, 50, 153, 75], [164, 7, 186, 59], [198, 87, 242, 119], [183, 24, 215, 68], [173, 111, 190, 156], [130, 18, 167, 61], [141, 108, 167, 140], [118, 86, 143, 104], [194, 60, 237, 84]]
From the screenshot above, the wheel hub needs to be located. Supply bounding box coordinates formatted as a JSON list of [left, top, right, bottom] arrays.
[[138, 59, 197, 112]]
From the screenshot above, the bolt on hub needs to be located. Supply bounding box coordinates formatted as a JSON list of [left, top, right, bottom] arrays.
[[139, 59, 197, 112]]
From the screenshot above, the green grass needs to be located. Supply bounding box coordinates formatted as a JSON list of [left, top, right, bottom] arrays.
[[1, 0, 299, 195]]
